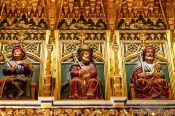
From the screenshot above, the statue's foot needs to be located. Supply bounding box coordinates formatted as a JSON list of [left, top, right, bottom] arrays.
[[86, 93, 95, 99], [71, 94, 79, 99], [17, 91, 24, 98], [152, 92, 159, 98], [8, 94, 13, 98]]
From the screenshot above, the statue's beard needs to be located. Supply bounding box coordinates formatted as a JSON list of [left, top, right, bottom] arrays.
[[81, 57, 90, 64], [13, 56, 22, 61], [145, 56, 154, 63]]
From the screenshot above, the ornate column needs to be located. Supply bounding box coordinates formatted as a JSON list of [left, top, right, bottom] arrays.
[[51, 30, 59, 99], [106, 30, 122, 97], [112, 45, 122, 96], [112, 30, 122, 96], [170, 31, 175, 98], [106, 30, 122, 98], [106, 30, 112, 99], [166, 30, 175, 98], [160, 0, 175, 98], [43, 30, 54, 96], [109, 31, 115, 97]]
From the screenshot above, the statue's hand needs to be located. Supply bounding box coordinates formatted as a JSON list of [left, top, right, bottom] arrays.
[[16, 61, 22, 64], [79, 69, 88, 77], [138, 72, 147, 78], [20, 60, 29, 67], [9, 66, 17, 71], [145, 72, 153, 79], [138, 72, 152, 79], [82, 73, 90, 80], [151, 63, 161, 74]]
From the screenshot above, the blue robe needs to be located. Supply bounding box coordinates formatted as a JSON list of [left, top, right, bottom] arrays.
[[1, 60, 32, 98]]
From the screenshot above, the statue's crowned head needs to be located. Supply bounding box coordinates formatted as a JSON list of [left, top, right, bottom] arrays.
[[77, 45, 93, 57], [12, 45, 26, 60], [142, 45, 155, 62], [77, 45, 93, 63]]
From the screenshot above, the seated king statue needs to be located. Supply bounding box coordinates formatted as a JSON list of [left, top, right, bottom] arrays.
[[130, 45, 170, 99], [0, 46, 33, 99], [69, 45, 99, 99]]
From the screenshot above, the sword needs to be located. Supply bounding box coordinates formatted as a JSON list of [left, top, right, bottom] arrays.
[[72, 52, 84, 68], [139, 51, 144, 73]]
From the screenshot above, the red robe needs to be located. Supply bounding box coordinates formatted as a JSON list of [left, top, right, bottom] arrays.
[[130, 63, 169, 99], [69, 63, 98, 99]]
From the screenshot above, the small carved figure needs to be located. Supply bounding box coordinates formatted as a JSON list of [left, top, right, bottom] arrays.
[[69, 45, 99, 99], [130, 45, 169, 99], [0, 46, 32, 99]]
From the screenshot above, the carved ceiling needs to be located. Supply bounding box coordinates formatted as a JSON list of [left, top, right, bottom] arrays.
[[0, 0, 174, 30]]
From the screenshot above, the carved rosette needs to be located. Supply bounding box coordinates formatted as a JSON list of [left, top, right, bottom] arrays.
[[0, 108, 174, 115]]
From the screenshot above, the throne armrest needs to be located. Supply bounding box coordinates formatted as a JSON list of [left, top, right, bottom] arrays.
[[130, 83, 135, 99], [31, 82, 36, 100], [168, 83, 172, 99]]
